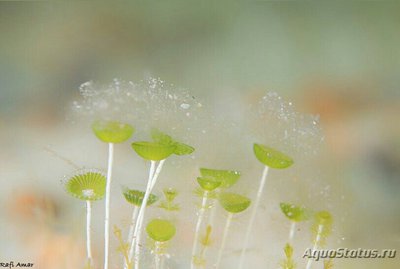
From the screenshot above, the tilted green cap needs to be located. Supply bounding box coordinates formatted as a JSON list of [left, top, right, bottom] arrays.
[[122, 188, 158, 207], [131, 141, 175, 161], [65, 170, 106, 201], [280, 202, 312, 222], [253, 143, 294, 169], [92, 120, 134, 143], [199, 168, 240, 188], [146, 219, 176, 242], [219, 192, 251, 214]]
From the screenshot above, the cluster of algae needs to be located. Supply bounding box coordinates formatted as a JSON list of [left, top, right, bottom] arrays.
[[62, 83, 332, 269]]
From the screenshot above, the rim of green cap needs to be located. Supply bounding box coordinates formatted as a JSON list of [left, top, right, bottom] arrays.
[[253, 143, 294, 169], [146, 219, 176, 242], [131, 141, 175, 161], [199, 168, 241, 188], [92, 120, 134, 143], [219, 192, 251, 213]]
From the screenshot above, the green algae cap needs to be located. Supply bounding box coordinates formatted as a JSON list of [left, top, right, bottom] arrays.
[[92, 120, 134, 143], [315, 211, 333, 226], [253, 144, 294, 169], [131, 141, 175, 161], [219, 192, 251, 213], [146, 219, 176, 242], [65, 170, 106, 201], [197, 176, 222, 192], [199, 168, 240, 188], [151, 128, 195, 156], [122, 188, 158, 207], [280, 202, 312, 222]]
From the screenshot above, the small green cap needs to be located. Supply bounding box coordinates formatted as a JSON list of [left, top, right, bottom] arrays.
[[315, 211, 333, 226], [280, 202, 312, 222], [131, 141, 175, 161], [92, 120, 134, 143], [219, 192, 251, 213], [151, 128, 195, 156], [146, 219, 176, 242], [197, 176, 222, 192], [253, 144, 294, 169], [122, 188, 158, 207], [65, 170, 106, 201], [199, 168, 240, 188]]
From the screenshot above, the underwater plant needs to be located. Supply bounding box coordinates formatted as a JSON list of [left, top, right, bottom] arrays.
[[305, 211, 333, 269], [130, 130, 194, 269], [122, 188, 158, 268], [280, 243, 295, 269], [239, 144, 294, 269], [280, 202, 312, 243], [191, 176, 222, 269], [216, 192, 251, 269], [198, 168, 241, 231], [64, 170, 106, 269], [92, 120, 134, 269], [279, 202, 312, 269], [159, 188, 180, 212], [146, 219, 176, 269]]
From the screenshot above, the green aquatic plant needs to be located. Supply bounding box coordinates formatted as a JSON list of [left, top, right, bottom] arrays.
[[130, 131, 194, 269], [192, 225, 213, 268], [146, 219, 176, 269], [191, 177, 222, 269], [306, 211, 333, 269], [122, 188, 158, 268], [159, 188, 180, 211], [239, 144, 293, 269], [151, 128, 195, 155], [64, 170, 106, 269], [279, 203, 312, 269], [198, 168, 241, 246], [199, 168, 240, 188], [114, 225, 132, 269], [280, 202, 312, 243], [280, 243, 295, 269], [216, 192, 251, 269], [92, 119, 134, 269]]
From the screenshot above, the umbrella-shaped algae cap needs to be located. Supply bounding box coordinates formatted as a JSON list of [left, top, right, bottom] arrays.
[[219, 192, 251, 214], [253, 144, 294, 169], [122, 188, 158, 207], [151, 128, 195, 156], [65, 170, 106, 201], [199, 168, 240, 188], [146, 219, 176, 242], [131, 141, 176, 161], [92, 120, 134, 143], [197, 176, 222, 192], [280, 202, 312, 222]]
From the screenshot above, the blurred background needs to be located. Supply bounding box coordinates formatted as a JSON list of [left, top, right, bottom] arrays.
[[0, 1, 399, 269]]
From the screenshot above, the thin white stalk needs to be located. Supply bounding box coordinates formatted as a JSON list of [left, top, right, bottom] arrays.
[[150, 159, 166, 190], [86, 200, 93, 266], [288, 221, 296, 244], [130, 159, 166, 269], [123, 206, 140, 269], [207, 189, 220, 228], [191, 191, 208, 269], [154, 241, 162, 269], [215, 213, 233, 269], [305, 224, 323, 269], [128, 160, 156, 266], [104, 142, 114, 269], [127, 206, 140, 247], [238, 165, 269, 269]]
